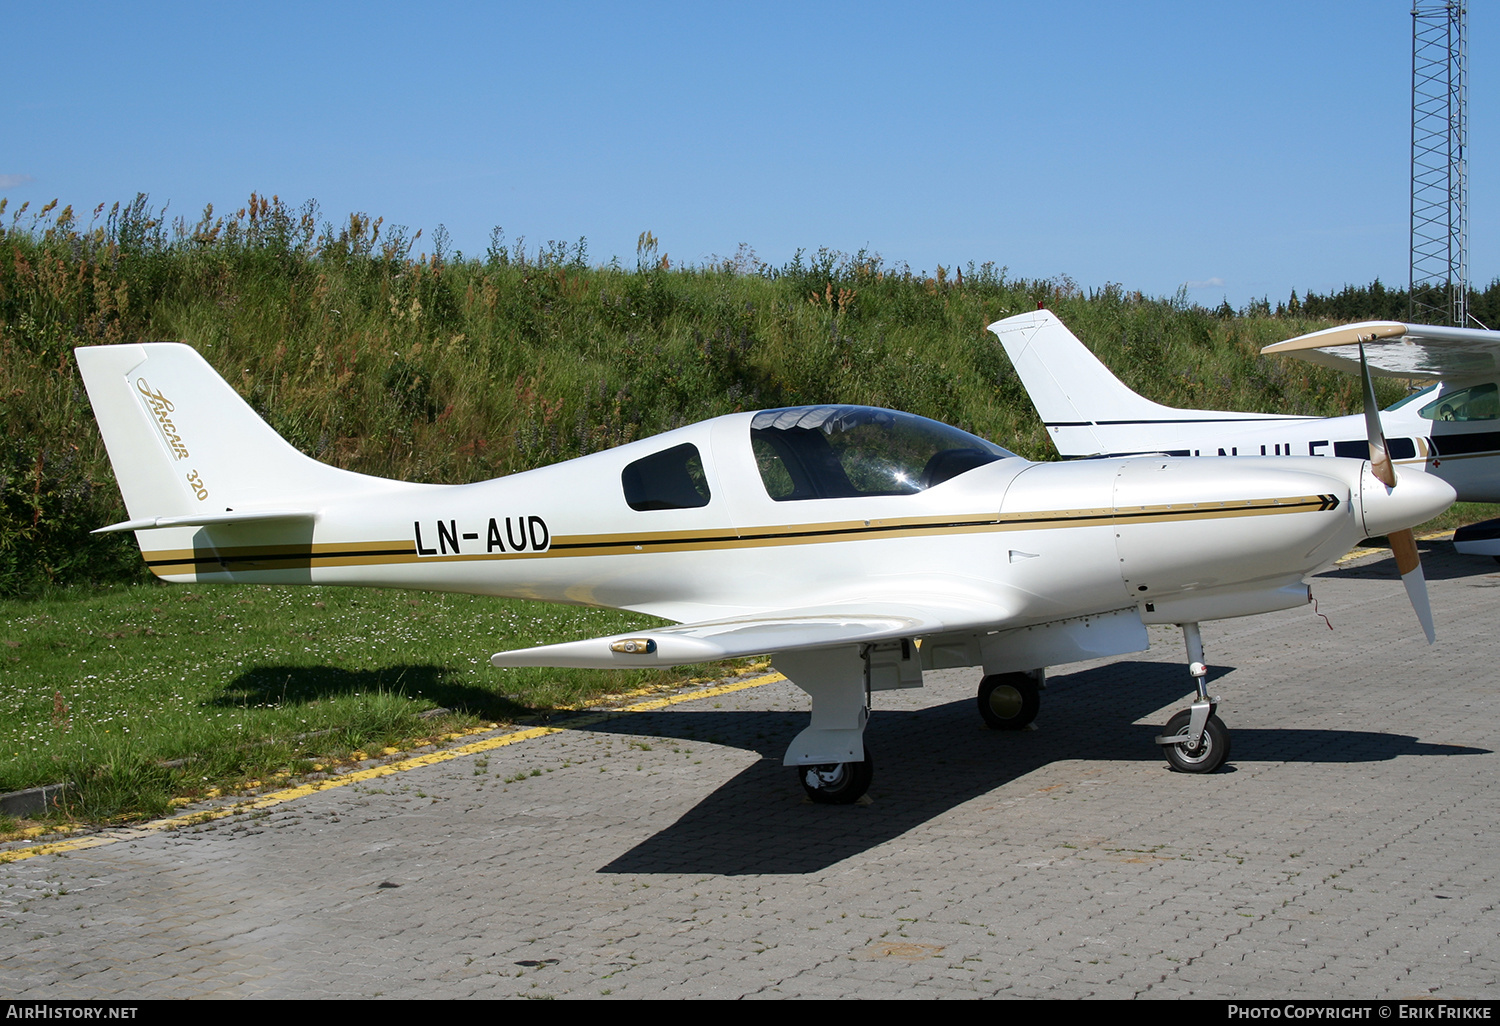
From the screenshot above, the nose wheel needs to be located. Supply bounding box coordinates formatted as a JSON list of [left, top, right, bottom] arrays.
[[798, 750, 873, 804], [1157, 708, 1230, 773]]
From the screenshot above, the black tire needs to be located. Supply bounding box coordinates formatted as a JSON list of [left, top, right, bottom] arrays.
[[977, 673, 1040, 730], [1161, 710, 1230, 773], [798, 750, 874, 804]]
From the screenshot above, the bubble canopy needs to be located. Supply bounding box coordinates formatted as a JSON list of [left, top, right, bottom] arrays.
[[749, 405, 1018, 501]]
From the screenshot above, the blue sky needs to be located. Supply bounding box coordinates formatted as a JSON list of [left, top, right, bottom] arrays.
[[3, 1, 1491, 309]]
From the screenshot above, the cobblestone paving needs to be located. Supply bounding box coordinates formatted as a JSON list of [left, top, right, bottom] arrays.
[[2, 543, 1495, 999]]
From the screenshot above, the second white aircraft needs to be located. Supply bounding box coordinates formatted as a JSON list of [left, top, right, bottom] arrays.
[[991, 310, 1500, 556]]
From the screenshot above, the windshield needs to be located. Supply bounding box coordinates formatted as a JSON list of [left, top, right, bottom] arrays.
[[749, 405, 1016, 501], [1385, 383, 1438, 412]]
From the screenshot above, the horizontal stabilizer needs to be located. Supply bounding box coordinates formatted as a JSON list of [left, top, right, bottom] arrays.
[[490, 599, 1015, 668], [94, 509, 318, 534]]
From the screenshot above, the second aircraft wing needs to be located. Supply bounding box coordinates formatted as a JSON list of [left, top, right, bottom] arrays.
[[1263, 320, 1500, 380]]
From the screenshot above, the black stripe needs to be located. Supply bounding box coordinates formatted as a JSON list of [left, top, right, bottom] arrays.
[[147, 499, 1333, 569], [552, 518, 999, 550], [735, 518, 999, 543], [147, 546, 415, 568], [1334, 438, 1417, 460], [551, 536, 737, 551]]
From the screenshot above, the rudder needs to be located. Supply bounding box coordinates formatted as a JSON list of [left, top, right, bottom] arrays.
[[988, 311, 1180, 457], [75, 342, 376, 525]]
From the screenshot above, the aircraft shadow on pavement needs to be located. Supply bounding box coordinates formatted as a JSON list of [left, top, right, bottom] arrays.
[[593, 660, 1488, 876], [1321, 541, 1500, 583]]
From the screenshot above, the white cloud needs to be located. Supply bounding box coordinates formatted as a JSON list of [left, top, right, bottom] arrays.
[[0, 174, 36, 189], [1185, 277, 1226, 289]]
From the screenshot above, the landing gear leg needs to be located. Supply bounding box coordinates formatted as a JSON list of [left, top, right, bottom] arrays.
[[776, 647, 874, 804], [1154, 622, 1231, 773]]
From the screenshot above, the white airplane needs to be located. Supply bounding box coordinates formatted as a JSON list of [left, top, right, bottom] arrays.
[[74, 336, 1454, 803], [991, 310, 1500, 557]]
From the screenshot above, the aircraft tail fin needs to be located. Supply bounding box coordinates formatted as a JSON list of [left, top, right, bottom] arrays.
[[988, 311, 1181, 456], [988, 310, 1297, 457], [75, 342, 380, 526]]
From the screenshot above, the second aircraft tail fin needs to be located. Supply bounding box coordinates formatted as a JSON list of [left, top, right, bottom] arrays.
[[989, 310, 1295, 457], [988, 310, 1182, 456]]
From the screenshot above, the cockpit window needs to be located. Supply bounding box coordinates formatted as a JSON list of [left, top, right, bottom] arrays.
[[1419, 383, 1499, 422], [749, 405, 1015, 501], [622, 443, 711, 510]]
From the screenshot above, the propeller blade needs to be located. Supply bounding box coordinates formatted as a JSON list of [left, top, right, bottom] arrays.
[[1389, 527, 1436, 644], [1360, 341, 1435, 640], [1359, 342, 1397, 488]]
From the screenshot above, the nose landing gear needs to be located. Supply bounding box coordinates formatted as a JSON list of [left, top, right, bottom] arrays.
[[1154, 622, 1232, 773]]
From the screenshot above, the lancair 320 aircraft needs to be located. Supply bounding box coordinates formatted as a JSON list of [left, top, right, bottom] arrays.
[[75, 339, 1454, 803], [991, 310, 1500, 557]]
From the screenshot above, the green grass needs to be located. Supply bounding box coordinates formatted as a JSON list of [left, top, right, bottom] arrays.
[[1412, 500, 1500, 536], [0, 580, 740, 823]]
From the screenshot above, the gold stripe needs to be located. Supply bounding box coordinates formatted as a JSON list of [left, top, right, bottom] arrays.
[[140, 494, 1335, 571], [1423, 450, 1500, 463]]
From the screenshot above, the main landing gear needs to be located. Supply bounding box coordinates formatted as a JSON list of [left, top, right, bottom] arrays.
[[977, 671, 1042, 730], [800, 750, 875, 805], [777, 646, 896, 806], [1154, 622, 1231, 774]]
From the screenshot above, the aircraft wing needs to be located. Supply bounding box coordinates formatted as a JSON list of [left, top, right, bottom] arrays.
[[1262, 320, 1500, 379], [489, 598, 1015, 669]]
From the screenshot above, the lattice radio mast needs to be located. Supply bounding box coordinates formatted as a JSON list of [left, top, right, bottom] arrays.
[[1410, 2, 1469, 326]]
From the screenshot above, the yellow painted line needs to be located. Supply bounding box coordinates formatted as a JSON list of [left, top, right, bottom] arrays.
[[0, 671, 787, 865], [607, 671, 786, 712], [0, 833, 120, 858]]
